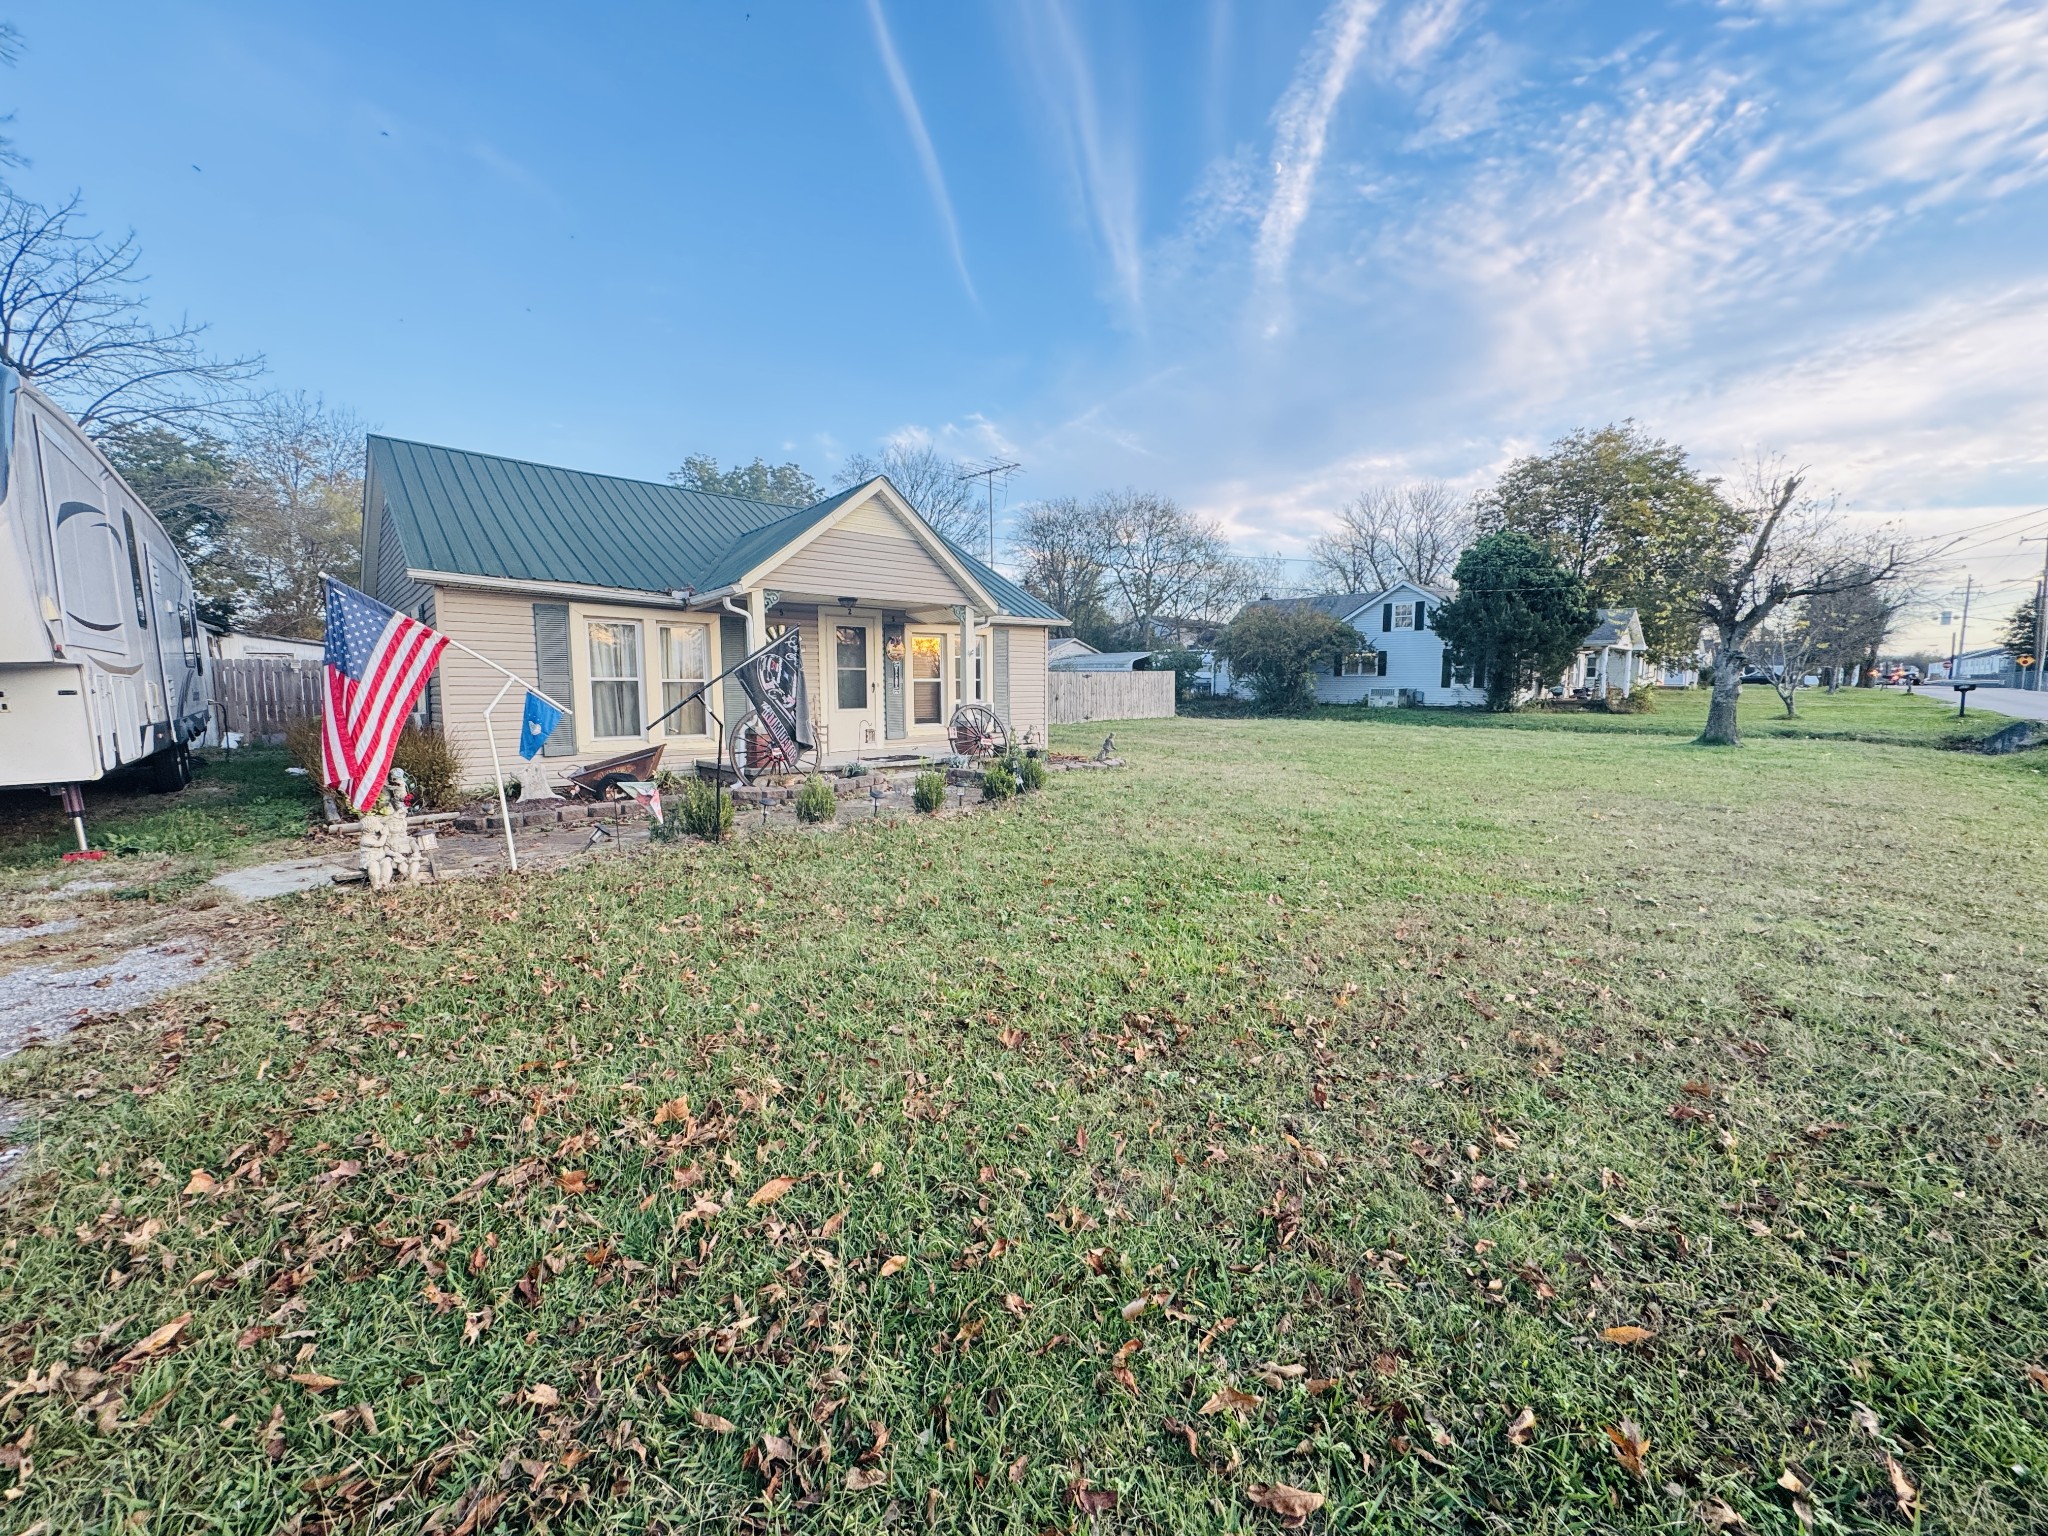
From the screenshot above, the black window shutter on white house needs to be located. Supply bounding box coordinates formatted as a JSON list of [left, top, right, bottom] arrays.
[[1441, 651, 1453, 688], [1416, 601, 1427, 628], [1382, 603, 1393, 632]]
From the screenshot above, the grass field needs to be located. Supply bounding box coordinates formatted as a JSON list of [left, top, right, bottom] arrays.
[[2, 690, 2045, 1533], [0, 747, 320, 879]]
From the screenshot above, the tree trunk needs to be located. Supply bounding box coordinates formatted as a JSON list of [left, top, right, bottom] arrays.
[[1698, 645, 1744, 745]]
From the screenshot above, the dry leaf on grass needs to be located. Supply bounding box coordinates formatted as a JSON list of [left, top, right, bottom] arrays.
[[557, 1169, 590, 1195], [652, 1096, 691, 1125], [1246, 1482, 1326, 1526], [522, 1383, 560, 1408], [115, 1314, 191, 1371], [845, 1465, 887, 1491], [1064, 1481, 1117, 1515], [691, 1409, 735, 1434], [878, 1255, 907, 1277], [181, 1170, 217, 1196], [1700, 1494, 1744, 1528], [1602, 1325, 1655, 1347], [1198, 1385, 1262, 1418], [1506, 1406, 1537, 1447], [1883, 1455, 1918, 1521], [1603, 1420, 1649, 1479], [748, 1176, 797, 1208], [289, 1372, 342, 1393]]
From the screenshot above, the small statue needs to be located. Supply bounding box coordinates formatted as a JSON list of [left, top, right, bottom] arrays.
[[356, 769, 434, 889], [1096, 732, 1117, 763]]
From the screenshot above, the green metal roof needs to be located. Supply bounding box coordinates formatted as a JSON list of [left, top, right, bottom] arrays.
[[366, 436, 1061, 621]]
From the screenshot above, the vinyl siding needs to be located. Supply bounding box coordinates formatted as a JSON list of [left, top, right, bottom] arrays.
[[1000, 625, 1048, 741], [763, 504, 972, 609]]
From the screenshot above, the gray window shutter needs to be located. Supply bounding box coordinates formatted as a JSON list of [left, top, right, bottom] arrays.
[[1382, 603, 1393, 632], [1416, 601, 1428, 628], [1441, 650, 1452, 688], [993, 627, 1011, 723], [883, 623, 906, 740], [720, 616, 749, 737], [531, 603, 575, 756]]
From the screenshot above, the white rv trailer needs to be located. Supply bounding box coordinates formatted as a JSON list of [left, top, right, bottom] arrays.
[[0, 367, 213, 850]]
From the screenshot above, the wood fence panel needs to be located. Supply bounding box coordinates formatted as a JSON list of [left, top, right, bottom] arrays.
[[1048, 671, 1176, 724], [214, 659, 324, 740]]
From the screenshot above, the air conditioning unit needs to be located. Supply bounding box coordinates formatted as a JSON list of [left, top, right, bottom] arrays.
[[1368, 688, 1398, 707]]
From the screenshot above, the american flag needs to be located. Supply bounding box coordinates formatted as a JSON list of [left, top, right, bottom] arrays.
[[322, 577, 449, 812]]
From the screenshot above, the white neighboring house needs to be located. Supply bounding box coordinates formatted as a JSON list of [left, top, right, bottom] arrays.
[[1559, 609, 1650, 696], [209, 629, 323, 662], [1047, 636, 1099, 666], [1221, 583, 1487, 707]]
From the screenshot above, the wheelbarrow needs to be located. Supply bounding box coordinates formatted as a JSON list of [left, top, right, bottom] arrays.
[[560, 744, 665, 801]]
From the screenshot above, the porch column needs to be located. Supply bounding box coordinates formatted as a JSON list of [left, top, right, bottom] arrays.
[[958, 604, 975, 703], [746, 588, 766, 653]]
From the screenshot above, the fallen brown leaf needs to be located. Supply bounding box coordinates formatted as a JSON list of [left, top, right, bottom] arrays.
[[1700, 1494, 1744, 1528], [1883, 1454, 1917, 1520], [1064, 1481, 1117, 1516], [557, 1169, 590, 1194], [522, 1383, 560, 1408], [1164, 1417, 1199, 1457], [820, 1209, 847, 1239], [844, 1465, 887, 1491], [748, 1175, 797, 1208], [1601, 1325, 1655, 1347], [1506, 1406, 1537, 1447], [1198, 1385, 1262, 1418], [878, 1254, 907, 1277], [181, 1170, 217, 1197], [1603, 1420, 1649, 1479], [1246, 1482, 1326, 1526], [692, 1408, 735, 1434], [115, 1314, 192, 1371], [2028, 1363, 2048, 1393], [289, 1372, 342, 1393]]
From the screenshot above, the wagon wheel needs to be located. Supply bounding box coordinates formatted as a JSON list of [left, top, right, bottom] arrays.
[[727, 711, 812, 785], [948, 702, 1008, 759]]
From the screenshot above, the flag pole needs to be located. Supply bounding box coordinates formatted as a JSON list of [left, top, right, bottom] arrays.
[[483, 674, 520, 872], [440, 634, 570, 714]]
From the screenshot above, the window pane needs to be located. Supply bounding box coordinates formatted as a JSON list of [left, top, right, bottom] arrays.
[[588, 621, 641, 736], [836, 625, 869, 711], [911, 634, 943, 724], [659, 625, 707, 736]]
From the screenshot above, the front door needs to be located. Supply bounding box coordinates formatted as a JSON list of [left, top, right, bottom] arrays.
[[829, 617, 878, 753]]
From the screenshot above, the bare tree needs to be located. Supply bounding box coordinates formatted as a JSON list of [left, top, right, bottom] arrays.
[[1755, 605, 1822, 718], [206, 393, 367, 636], [0, 24, 24, 179], [1093, 489, 1248, 646], [1310, 480, 1473, 592], [837, 442, 981, 548], [0, 191, 262, 432], [1697, 462, 1906, 746], [1010, 496, 1111, 640]]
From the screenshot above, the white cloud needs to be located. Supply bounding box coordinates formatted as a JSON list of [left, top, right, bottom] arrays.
[[865, 0, 977, 303], [1016, 0, 1146, 315], [1845, 0, 2048, 201], [1255, 0, 1382, 288]]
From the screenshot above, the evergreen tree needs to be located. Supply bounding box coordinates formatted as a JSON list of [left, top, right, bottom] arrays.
[[1431, 532, 1596, 711]]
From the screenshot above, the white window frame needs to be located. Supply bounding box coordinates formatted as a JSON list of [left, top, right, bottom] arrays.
[[1340, 652, 1376, 677], [658, 621, 711, 738], [1391, 602, 1416, 631], [908, 630, 948, 728], [586, 617, 645, 740]]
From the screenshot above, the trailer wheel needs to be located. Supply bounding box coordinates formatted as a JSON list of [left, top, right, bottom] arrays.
[[149, 743, 192, 793]]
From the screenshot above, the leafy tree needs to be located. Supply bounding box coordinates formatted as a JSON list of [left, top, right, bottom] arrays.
[[1147, 646, 1207, 706], [102, 424, 238, 627], [1801, 574, 1901, 689], [1431, 531, 1596, 711], [1475, 422, 1739, 660], [1214, 604, 1363, 714], [0, 190, 263, 431], [835, 443, 979, 548], [1310, 481, 1471, 592], [669, 453, 821, 508], [2000, 593, 2041, 682]]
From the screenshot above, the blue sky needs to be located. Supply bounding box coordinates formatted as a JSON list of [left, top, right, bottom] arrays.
[[8, 0, 2047, 648]]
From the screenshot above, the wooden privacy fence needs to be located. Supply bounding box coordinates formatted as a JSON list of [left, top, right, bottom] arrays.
[[213, 658, 324, 740], [1048, 670, 1176, 724]]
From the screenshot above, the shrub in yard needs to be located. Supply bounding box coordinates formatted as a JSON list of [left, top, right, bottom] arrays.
[[1605, 683, 1656, 714], [391, 724, 462, 810], [1213, 604, 1363, 714], [659, 782, 733, 843], [980, 762, 1017, 801], [794, 775, 838, 824], [283, 715, 324, 780], [841, 759, 869, 777], [1001, 748, 1047, 792], [912, 771, 947, 813]]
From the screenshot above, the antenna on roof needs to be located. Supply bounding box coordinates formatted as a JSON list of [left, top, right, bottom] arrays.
[[955, 458, 1022, 564]]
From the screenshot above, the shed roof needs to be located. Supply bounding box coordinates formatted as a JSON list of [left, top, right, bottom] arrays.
[[364, 436, 1060, 621], [1049, 650, 1154, 671]]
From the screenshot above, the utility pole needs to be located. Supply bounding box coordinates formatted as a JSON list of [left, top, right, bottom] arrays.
[[956, 459, 1021, 565], [1950, 574, 1973, 685], [2022, 536, 2048, 691]]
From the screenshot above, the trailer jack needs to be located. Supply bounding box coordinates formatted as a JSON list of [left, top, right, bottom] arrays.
[[56, 783, 102, 861]]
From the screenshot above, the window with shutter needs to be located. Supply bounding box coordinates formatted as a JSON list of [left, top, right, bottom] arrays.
[[1376, 651, 1389, 677], [1441, 652, 1452, 688], [1382, 603, 1393, 632]]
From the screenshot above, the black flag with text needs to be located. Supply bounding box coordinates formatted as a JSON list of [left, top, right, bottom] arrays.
[[737, 628, 815, 758]]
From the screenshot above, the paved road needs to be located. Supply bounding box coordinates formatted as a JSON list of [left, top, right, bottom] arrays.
[[1894, 683, 2048, 723]]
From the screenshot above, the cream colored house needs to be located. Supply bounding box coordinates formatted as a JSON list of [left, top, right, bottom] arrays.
[[358, 436, 1062, 784]]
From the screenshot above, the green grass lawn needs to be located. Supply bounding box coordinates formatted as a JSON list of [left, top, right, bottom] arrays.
[[2, 691, 2045, 1533], [0, 747, 320, 884]]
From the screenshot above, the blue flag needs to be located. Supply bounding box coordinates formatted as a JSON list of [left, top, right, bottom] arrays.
[[518, 690, 564, 760]]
